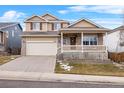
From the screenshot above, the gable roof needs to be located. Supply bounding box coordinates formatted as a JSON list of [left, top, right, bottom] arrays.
[[0, 22, 22, 30], [107, 25, 124, 34], [114, 25, 124, 30], [41, 13, 59, 20], [67, 18, 104, 28], [24, 15, 47, 22]]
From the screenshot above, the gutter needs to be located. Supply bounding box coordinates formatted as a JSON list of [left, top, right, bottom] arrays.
[[21, 35, 60, 37]]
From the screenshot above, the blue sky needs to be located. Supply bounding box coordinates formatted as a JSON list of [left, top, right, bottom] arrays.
[[0, 5, 124, 29]]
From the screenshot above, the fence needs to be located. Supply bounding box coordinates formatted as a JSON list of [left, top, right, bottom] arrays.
[[108, 52, 124, 62]]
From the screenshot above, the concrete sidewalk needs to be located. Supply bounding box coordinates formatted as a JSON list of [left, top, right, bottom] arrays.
[[0, 71, 124, 84]]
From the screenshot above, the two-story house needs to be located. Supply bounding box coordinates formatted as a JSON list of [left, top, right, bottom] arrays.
[[21, 14, 69, 56], [21, 13, 110, 60]]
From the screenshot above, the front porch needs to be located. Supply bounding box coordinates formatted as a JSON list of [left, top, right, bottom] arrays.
[[58, 32, 107, 53], [61, 45, 106, 52]]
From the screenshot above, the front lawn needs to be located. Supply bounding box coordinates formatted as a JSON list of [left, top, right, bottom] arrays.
[[0, 56, 18, 65], [55, 62, 124, 77]]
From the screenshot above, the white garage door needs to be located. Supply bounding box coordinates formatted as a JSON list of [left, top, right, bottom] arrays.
[[26, 41, 57, 56]]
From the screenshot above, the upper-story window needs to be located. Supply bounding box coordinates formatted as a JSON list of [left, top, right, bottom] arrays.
[[32, 22, 40, 30], [54, 23, 61, 30]]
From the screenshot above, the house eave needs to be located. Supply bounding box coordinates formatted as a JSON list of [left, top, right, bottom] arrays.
[[59, 28, 110, 33], [24, 20, 69, 23], [21, 35, 60, 37]]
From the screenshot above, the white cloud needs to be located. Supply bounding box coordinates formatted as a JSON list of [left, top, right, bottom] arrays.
[[68, 6, 87, 12], [58, 5, 124, 14], [92, 18, 123, 29], [0, 10, 26, 22], [64, 18, 123, 29], [89, 6, 124, 14], [58, 10, 68, 14], [0, 10, 27, 30]]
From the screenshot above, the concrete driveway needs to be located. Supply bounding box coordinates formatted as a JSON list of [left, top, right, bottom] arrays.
[[0, 56, 56, 73]]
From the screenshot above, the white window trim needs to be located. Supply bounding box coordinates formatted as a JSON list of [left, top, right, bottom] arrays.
[[32, 22, 40, 31], [54, 22, 61, 31], [83, 35, 98, 45], [12, 31, 14, 37], [6, 31, 9, 38]]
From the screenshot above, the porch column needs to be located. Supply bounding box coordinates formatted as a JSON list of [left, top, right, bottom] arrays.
[[61, 32, 63, 53], [46, 22, 48, 31], [105, 32, 108, 52], [81, 32, 83, 52], [2, 32, 4, 44]]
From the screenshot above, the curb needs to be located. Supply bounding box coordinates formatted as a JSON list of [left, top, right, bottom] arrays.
[[0, 71, 124, 85]]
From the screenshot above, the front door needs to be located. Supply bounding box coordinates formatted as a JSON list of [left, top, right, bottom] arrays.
[[70, 37, 76, 45], [70, 37, 76, 50]]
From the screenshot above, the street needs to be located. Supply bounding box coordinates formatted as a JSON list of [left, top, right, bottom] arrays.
[[0, 79, 124, 88]]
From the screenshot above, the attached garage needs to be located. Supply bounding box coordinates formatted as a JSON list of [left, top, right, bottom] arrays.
[[21, 31, 59, 56], [26, 41, 57, 56]]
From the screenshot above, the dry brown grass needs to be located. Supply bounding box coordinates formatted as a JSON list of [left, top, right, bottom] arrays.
[[0, 56, 18, 65], [55, 62, 124, 77]]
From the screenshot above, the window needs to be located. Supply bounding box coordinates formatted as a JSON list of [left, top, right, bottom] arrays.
[[32, 22, 40, 30], [83, 35, 97, 45], [90, 37, 97, 45], [12, 31, 14, 37], [15, 26, 17, 30], [54, 23, 61, 30], [6, 31, 9, 38], [83, 37, 89, 45]]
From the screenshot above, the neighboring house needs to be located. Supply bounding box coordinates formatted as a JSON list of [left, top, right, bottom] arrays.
[[105, 25, 124, 53], [0, 23, 23, 54], [0, 31, 6, 52], [21, 13, 110, 60]]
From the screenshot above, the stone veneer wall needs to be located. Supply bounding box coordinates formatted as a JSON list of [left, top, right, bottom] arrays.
[[57, 52, 108, 61]]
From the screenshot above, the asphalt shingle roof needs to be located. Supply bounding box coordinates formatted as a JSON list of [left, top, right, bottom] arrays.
[[114, 25, 124, 30], [22, 31, 59, 36], [0, 22, 18, 29]]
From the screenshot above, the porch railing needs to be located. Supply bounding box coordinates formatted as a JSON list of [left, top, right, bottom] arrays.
[[59, 45, 107, 53]]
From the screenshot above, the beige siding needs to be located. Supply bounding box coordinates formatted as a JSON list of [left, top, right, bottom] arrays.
[[25, 23, 31, 31], [42, 23, 47, 31], [72, 20, 97, 28], [22, 37, 58, 42], [21, 39, 26, 56], [62, 23, 69, 28], [42, 15, 57, 21], [27, 16, 45, 21], [25, 22, 47, 31], [98, 34, 103, 45], [47, 23, 52, 31], [76, 36, 81, 45]]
